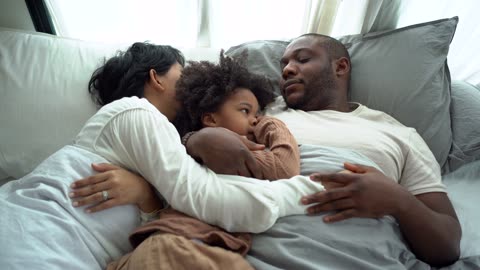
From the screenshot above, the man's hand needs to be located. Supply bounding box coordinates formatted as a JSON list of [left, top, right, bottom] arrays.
[[185, 127, 265, 178], [302, 162, 461, 266], [301, 162, 411, 222]]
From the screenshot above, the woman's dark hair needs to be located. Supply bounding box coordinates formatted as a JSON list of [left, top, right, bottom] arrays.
[[174, 51, 274, 136], [88, 42, 185, 107]]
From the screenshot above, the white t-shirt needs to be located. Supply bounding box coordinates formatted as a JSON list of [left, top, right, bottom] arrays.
[[267, 97, 445, 195]]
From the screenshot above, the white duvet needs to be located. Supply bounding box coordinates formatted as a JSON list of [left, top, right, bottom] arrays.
[[0, 145, 140, 270], [0, 143, 382, 269]]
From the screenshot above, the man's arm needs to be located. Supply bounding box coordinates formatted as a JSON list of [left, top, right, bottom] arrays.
[[397, 191, 461, 267], [302, 163, 461, 267]]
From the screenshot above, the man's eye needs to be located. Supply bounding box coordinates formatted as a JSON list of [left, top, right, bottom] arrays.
[[298, 58, 310, 63]]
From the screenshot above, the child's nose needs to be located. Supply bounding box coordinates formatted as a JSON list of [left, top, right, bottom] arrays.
[[251, 116, 258, 126]]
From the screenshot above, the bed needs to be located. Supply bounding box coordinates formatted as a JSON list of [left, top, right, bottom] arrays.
[[1, 16, 479, 269]]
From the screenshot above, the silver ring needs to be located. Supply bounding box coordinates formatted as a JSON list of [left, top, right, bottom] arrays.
[[102, 190, 109, 201]]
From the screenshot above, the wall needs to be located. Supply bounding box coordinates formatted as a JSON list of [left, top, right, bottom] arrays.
[[0, 0, 35, 31]]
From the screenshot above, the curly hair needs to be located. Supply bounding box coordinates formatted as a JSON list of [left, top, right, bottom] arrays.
[[175, 51, 274, 136], [89, 42, 185, 107]]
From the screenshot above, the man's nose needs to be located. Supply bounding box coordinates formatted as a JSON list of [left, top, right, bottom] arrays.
[[282, 62, 297, 80]]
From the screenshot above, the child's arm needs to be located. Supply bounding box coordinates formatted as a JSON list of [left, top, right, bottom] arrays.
[[251, 116, 300, 180]]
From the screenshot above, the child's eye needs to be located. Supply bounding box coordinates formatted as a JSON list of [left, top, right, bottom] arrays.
[[240, 108, 249, 114]]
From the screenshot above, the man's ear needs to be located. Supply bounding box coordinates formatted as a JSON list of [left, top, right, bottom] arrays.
[[201, 113, 218, 127], [149, 69, 165, 91], [334, 57, 350, 77]]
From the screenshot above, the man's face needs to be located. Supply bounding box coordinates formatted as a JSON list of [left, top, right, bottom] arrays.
[[279, 36, 335, 111]]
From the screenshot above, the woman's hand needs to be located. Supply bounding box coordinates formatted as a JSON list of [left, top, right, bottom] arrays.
[[69, 163, 162, 213]]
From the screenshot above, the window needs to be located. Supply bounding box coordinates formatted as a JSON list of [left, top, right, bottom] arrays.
[[46, 0, 309, 48]]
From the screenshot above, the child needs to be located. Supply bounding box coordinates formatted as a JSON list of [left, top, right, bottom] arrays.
[[175, 51, 301, 180]]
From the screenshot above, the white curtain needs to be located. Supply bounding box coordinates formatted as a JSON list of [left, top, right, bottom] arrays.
[[206, 0, 308, 48], [330, 0, 401, 36], [196, 0, 210, 47], [301, 0, 342, 35]]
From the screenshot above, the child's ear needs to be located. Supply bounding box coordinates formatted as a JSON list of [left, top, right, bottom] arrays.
[[201, 113, 218, 127]]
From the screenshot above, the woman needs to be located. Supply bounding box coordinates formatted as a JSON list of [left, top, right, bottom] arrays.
[[0, 42, 325, 270], [76, 52, 306, 270]]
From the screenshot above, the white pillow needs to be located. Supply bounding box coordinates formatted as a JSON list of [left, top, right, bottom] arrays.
[[0, 29, 220, 181]]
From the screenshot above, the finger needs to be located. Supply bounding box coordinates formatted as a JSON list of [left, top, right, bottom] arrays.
[[305, 198, 355, 215], [343, 162, 369, 173], [323, 209, 358, 223], [301, 189, 351, 205], [244, 155, 263, 179], [71, 173, 109, 189], [240, 136, 265, 151], [309, 173, 355, 184], [91, 163, 122, 173], [85, 199, 118, 213], [72, 191, 108, 208], [69, 181, 111, 198]]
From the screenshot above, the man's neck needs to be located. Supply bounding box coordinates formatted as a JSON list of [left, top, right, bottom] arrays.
[[307, 99, 351, 112]]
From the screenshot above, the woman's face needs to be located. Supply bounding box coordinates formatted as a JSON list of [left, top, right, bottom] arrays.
[[205, 88, 260, 141], [162, 62, 183, 97], [159, 62, 183, 120]]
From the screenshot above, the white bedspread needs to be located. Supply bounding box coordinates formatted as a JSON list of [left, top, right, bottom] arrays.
[[0, 145, 140, 270]]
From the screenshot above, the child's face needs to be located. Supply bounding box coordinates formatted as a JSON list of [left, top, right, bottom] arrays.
[[203, 88, 260, 141]]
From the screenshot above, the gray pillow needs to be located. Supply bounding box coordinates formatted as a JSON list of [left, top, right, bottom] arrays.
[[446, 80, 480, 172], [226, 17, 458, 169], [227, 40, 288, 96]]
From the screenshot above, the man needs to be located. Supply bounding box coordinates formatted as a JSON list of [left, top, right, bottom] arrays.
[[187, 33, 461, 267]]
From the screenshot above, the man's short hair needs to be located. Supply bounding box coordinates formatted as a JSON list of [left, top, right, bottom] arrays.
[[297, 33, 350, 63]]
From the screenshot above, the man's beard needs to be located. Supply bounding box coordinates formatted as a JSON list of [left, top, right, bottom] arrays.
[[283, 69, 336, 111]]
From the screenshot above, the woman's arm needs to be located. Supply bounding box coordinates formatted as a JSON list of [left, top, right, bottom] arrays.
[[92, 107, 282, 233], [251, 116, 300, 180]]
